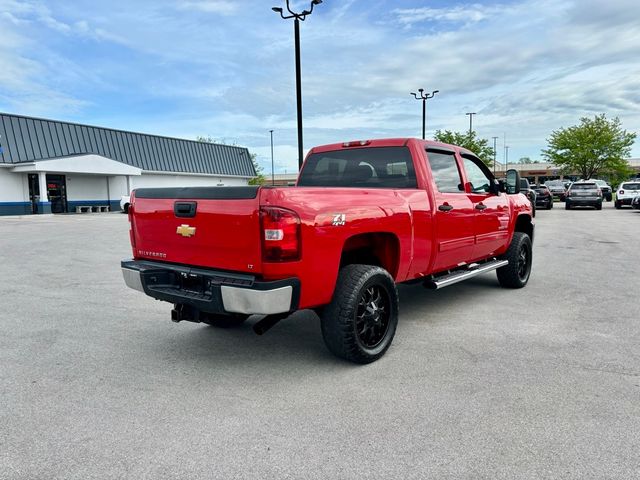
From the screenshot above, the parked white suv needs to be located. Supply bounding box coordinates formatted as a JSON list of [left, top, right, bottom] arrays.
[[614, 182, 640, 209], [120, 195, 131, 213]]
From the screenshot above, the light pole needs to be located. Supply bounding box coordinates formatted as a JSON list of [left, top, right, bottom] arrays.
[[272, 0, 323, 170], [410, 88, 439, 139], [492, 136, 498, 175], [270, 130, 275, 186], [505, 145, 510, 170], [465, 112, 476, 135]]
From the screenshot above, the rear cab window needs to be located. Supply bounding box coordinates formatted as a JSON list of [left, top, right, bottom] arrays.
[[297, 146, 417, 188], [621, 183, 640, 190]]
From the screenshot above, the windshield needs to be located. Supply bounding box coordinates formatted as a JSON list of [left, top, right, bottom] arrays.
[[298, 147, 417, 188], [571, 183, 597, 190]]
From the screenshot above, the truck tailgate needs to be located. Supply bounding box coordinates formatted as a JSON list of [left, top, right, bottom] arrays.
[[131, 186, 262, 274]]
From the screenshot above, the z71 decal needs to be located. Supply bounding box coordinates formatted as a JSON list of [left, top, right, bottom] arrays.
[[332, 214, 346, 226]]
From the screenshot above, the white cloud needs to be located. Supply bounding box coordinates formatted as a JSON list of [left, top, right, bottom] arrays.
[[176, 0, 237, 15]]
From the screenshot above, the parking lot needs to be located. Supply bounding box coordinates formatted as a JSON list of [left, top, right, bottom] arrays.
[[1, 203, 639, 479]]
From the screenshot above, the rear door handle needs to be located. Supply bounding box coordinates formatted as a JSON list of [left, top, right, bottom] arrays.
[[438, 204, 454, 212], [475, 203, 487, 211]]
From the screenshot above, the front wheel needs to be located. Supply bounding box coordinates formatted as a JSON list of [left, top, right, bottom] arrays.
[[321, 264, 399, 364], [614, 201, 621, 209], [497, 232, 532, 289]]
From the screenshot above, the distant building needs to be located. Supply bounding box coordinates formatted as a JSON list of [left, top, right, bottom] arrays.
[[492, 160, 640, 184], [0, 113, 256, 215]]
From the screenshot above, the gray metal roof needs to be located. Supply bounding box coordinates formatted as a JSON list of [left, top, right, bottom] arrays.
[[0, 112, 256, 177]]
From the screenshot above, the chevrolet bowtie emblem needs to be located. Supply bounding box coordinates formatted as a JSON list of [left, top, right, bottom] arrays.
[[176, 224, 196, 237]]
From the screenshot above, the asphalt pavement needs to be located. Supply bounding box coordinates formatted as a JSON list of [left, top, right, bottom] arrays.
[[1, 203, 639, 479]]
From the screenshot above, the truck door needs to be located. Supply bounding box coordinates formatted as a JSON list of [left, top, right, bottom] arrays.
[[459, 154, 510, 259], [424, 148, 476, 272]]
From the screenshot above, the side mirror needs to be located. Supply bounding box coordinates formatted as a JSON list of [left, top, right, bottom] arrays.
[[506, 169, 520, 194]]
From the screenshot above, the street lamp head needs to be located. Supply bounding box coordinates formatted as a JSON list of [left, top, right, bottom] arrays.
[[312, 0, 323, 5], [301, 9, 311, 15], [418, 88, 424, 93], [433, 90, 439, 94], [272, 6, 283, 12]]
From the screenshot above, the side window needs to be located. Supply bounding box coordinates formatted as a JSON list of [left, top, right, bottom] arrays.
[[425, 150, 463, 193], [462, 155, 492, 193]]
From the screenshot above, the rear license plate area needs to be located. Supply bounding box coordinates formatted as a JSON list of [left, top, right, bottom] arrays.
[[179, 272, 205, 294]]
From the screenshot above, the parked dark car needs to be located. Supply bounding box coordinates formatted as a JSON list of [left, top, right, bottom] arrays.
[[593, 179, 613, 201], [519, 178, 537, 215], [565, 181, 603, 210], [544, 180, 567, 201], [531, 184, 553, 209]]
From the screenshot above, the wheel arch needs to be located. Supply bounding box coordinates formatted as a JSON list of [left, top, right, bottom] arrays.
[[339, 232, 401, 279], [514, 214, 534, 242]]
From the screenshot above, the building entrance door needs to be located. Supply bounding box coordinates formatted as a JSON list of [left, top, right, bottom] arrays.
[[46, 174, 68, 213], [28, 173, 40, 214]]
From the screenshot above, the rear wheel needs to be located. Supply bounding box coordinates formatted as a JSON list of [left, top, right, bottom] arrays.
[[201, 313, 249, 328], [565, 202, 571, 210], [615, 201, 621, 209], [321, 264, 398, 364], [497, 232, 532, 289], [596, 202, 602, 210]]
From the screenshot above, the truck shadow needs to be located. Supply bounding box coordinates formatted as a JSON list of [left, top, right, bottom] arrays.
[[145, 276, 501, 367], [397, 275, 502, 322], [148, 310, 349, 368]]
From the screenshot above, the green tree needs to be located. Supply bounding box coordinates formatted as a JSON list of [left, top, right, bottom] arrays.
[[541, 114, 635, 180], [433, 130, 495, 167], [196, 136, 265, 185], [518, 156, 532, 164]]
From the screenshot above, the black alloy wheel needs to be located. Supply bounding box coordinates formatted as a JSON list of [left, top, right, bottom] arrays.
[[517, 243, 530, 282], [321, 264, 399, 364], [355, 285, 391, 349], [497, 232, 532, 288]]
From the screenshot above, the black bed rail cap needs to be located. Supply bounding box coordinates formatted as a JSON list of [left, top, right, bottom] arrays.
[[134, 186, 260, 200]]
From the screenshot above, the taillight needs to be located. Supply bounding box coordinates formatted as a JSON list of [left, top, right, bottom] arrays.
[[260, 207, 301, 262], [128, 203, 136, 249], [619, 190, 625, 195]]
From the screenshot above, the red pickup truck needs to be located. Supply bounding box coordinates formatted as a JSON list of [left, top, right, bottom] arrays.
[[122, 138, 533, 363]]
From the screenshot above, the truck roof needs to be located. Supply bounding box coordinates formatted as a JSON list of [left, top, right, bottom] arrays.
[[309, 138, 471, 155]]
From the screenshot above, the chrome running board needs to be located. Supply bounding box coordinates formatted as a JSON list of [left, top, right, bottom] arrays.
[[424, 259, 509, 290]]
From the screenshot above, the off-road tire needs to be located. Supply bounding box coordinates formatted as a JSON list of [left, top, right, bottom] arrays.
[[321, 264, 398, 364], [201, 313, 249, 328], [497, 232, 532, 289]]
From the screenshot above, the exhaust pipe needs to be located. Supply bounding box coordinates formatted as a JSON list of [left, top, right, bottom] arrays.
[[253, 313, 289, 335]]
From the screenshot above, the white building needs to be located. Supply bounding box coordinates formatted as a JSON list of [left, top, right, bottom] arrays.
[[0, 113, 256, 215]]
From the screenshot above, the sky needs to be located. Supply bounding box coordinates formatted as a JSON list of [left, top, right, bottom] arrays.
[[1, 0, 639, 174]]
